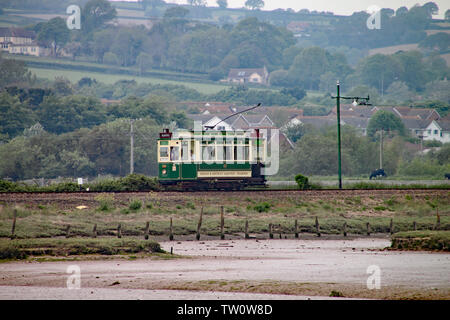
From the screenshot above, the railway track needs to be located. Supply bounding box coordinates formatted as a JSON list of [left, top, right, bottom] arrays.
[[0, 188, 448, 202], [0, 187, 449, 195]]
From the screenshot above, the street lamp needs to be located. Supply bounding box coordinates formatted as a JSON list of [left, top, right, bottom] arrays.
[[331, 81, 370, 189]]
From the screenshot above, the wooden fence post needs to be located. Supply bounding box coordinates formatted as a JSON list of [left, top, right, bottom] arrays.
[[144, 221, 150, 240], [366, 222, 371, 236], [294, 219, 299, 238], [65, 225, 71, 238], [196, 207, 203, 241], [220, 206, 225, 240], [315, 217, 321, 237], [343, 222, 347, 237], [169, 218, 174, 241], [389, 219, 394, 235], [413, 221, 417, 231], [269, 223, 273, 239], [117, 224, 122, 238], [93, 224, 97, 238], [10, 209, 17, 240], [245, 220, 249, 239], [435, 208, 440, 231]]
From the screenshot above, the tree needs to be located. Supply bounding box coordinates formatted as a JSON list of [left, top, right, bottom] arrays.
[[139, 0, 165, 10], [0, 92, 35, 138], [419, 32, 450, 52], [38, 95, 107, 134], [229, 17, 295, 69], [393, 50, 428, 92], [284, 123, 311, 143], [53, 77, 74, 96], [423, 2, 439, 18], [64, 41, 82, 61], [425, 80, 450, 103], [216, 0, 227, 9], [367, 110, 406, 138], [92, 28, 116, 63], [355, 54, 402, 94], [136, 52, 153, 75], [384, 81, 414, 103], [446, 9, 450, 21], [81, 0, 117, 33], [163, 6, 189, 19], [288, 47, 329, 90], [269, 70, 291, 87], [37, 17, 70, 57], [395, 6, 408, 16], [280, 87, 306, 100], [187, 0, 206, 6], [0, 54, 32, 88], [245, 0, 264, 10], [103, 52, 120, 66]]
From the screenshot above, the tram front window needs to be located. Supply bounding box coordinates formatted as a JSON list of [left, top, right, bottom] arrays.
[[160, 147, 168, 158]]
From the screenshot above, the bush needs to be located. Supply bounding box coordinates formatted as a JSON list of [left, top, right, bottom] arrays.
[[295, 174, 311, 190], [253, 202, 272, 213], [129, 199, 142, 211], [41, 182, 80, 192], [96, 194, 114, 211], [397, 159, 449, 177], [88, 174, 159, 192]]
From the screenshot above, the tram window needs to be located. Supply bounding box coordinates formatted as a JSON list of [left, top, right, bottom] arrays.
[[181, 141, 189, 161], [223, 146, 232, 161], [160, 147, 168, 158], [170, 146, 180, 161], [190, 141, 196, 160], [202, 146, 215, 161], [234, 146, 249, 161]]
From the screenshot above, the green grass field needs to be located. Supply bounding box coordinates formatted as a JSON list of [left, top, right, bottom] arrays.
[[29, 67, 229, 94]]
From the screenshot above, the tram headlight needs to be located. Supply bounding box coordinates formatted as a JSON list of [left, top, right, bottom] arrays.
[[162, 169, 167, 175]]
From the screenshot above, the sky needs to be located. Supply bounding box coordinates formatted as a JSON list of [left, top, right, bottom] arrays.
[[112, 1, 449, 19]]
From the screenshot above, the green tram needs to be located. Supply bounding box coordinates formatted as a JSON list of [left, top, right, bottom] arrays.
[[158, 128, 266, 190]]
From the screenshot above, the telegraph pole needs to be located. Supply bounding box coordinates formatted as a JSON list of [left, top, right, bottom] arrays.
[[336, 81, 342, 189], [130, 119, 135, 174], [379, 129, 383, 169]]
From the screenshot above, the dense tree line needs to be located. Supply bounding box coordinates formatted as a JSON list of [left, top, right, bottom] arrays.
[[280, 125, 450, 178], [271, 46, 450, 95], [0, 119, 161, 180], [0, 85, 188, 140]]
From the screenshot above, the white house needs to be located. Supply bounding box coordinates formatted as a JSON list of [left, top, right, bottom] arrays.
[[423, 120, 450, 143], [226, 67, 269, 85]]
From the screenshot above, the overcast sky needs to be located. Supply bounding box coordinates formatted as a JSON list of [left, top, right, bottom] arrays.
[[115, 1, 449, 19]]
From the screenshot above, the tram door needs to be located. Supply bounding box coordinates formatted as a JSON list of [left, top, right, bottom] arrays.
[[181, 140, 196, 179]]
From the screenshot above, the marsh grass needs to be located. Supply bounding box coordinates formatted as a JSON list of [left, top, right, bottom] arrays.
[[0, 238, 163, 260], [391, 231, 450, 251], [0, 191, 448, 239]]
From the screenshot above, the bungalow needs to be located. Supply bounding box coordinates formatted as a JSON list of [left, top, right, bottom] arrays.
[[226, 67, 269, 85], [423, 120, 450, 143]]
